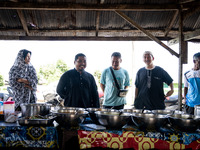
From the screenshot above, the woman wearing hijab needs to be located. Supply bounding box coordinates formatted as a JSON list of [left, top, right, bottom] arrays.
[[9, 49, 38, 110]]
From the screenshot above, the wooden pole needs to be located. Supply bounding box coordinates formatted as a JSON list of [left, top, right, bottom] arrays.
[[178, 7, 183, 111]]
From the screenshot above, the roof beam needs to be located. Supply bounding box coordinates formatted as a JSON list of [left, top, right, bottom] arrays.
[[17, 10, 30, 36], [168, 29, 200, 45], [115, 10, 179, 58], [0, 29, 180, 38], [183, 6, 200, 20], [95, 11, 100, 37], [164, 10, 179, 37], [0, 2, 180, 11], [0, 36, 173, 41]]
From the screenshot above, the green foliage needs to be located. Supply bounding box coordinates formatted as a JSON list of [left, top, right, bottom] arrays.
[[0, 74, 4, 86], [37, 59, 69, 84], [56, 59, 69, 73], [94, 70, 101, 84]]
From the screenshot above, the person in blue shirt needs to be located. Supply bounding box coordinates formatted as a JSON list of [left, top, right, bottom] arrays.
[[100, 52, 130, 110], [184, 52, 200, 115]]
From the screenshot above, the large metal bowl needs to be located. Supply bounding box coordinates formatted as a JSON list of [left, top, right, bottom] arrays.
[[131, 112, 168, 131], [52, 109, 88, 128], [121, 108, 143, 113], [152, 109, 174, 115], [168, 113, 200, 132], [20, 103, 51, 117], [86, 108, 118, 124], [95, 111, 131, 129]]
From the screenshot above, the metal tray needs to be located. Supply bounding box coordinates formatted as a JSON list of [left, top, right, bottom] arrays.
[[18, 116, 56, 125]]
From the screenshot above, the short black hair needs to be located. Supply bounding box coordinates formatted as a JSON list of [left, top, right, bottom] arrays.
[[193, 52, 200, 60], [75, 53, 86, 61], [111, 52, 121, 58]]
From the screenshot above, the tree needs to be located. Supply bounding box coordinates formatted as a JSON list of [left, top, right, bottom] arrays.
[[56, 59, 69, 73], [94, 70, 101, 84], [37, 59, 69, 84], [0, 74, 4, 86]]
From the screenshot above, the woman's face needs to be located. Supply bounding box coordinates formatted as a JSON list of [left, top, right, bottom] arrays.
[[25, 53, 31, 64]]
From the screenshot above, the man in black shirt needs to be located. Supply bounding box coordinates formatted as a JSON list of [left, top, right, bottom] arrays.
[[134, 51, 174, 110], [56, 53, 100, 108]]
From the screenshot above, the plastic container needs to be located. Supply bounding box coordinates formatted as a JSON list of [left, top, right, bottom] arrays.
[[3, 101, 16, 123], [194, 105, 200, 118], [0, 101, 3, 114]]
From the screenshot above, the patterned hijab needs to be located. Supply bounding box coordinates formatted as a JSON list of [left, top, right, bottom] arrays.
[[9, 49, 38, 109], [13, 49, 32, 69]]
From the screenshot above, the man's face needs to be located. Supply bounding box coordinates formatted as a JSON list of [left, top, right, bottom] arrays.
[[143, 54, 154, 66], [111, 56, 121, 70], [194, 57, 200, 70], [74, 56, 87, 72]]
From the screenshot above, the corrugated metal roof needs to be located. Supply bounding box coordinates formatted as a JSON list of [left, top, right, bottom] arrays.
[[0, 0, 199, 41]]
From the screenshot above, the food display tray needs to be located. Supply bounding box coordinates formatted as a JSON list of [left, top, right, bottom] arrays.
[[18, 116, 56, 126]]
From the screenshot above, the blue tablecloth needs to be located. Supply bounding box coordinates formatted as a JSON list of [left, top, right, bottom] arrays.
[[0, 121, 59, 148]]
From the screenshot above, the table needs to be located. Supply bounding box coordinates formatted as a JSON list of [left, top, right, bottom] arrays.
[[78, 129, 200, 149], [0, 121, 59, 149]]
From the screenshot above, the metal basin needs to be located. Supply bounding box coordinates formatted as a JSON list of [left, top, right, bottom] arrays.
[[131, 112, 168, 131], [168, 113, 200, 132], [152, 109, 174, 115], [20, 103, 51, 117], [121, 108, 143, 113], [86, 108, 118, 124], [52, 109, 88, 128], [95, 111, 130, 129]]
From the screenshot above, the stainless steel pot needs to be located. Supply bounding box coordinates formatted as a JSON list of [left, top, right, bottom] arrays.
[[20, 103, 51, 117], [52, 109, 88, 128], [86, 108, 118, 124], [95, 111, 130, 129], [131, 112, 168, 131], [168, 113, 200, 132]]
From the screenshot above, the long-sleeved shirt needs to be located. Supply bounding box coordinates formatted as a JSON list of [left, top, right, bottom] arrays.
[[56, 68, 100, 108]]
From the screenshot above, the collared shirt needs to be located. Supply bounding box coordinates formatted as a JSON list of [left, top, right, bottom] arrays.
[[184, 69, 200, 107], [134, 66, 173, 110], [56, 69, 100, 108]]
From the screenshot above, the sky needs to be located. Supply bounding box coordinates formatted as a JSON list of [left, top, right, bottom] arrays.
[[0, 40, 199, 85]]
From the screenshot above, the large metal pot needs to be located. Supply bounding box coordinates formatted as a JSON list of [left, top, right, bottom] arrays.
[[86, 108, 118, 124], [168, 113, 200, 132], [20, 103, 51, 117], [131, 112, 168, 131], [152, 109, 174, 115], [95, 111, 130, 129], [52, 109, 88, 128]]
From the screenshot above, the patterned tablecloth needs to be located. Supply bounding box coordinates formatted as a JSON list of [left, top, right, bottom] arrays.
[[78, 129, 200, 150], [0, 122, 59, 148]]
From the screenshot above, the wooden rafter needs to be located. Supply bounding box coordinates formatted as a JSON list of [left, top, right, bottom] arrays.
[[17, 9, 30, 36], [183, 6, 200, 20], [0, 2, 181, 11], [168, 29, 200, 45], [95, 11, 100, 37], [0, 36, 173, 41], [164, 10, 179, 37], [115, 10, 179, 58]]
